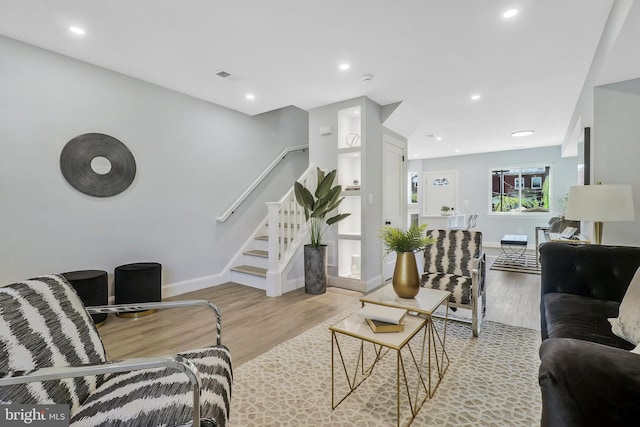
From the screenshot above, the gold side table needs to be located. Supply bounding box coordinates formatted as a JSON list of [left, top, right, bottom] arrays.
[[329, 284, 450, 426]]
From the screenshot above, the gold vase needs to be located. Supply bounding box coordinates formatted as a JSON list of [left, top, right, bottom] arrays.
[[392, 252, 420, 298]]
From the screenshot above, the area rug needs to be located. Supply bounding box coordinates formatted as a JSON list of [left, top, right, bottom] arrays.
[[231, 306, 542, 426], [490, 253, 541, 275]]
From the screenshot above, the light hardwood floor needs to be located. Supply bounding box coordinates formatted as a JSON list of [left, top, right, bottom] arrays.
[[99, 253, 541, 368]]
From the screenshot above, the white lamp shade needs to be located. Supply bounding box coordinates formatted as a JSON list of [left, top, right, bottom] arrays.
[[566, 184, 636, 222]]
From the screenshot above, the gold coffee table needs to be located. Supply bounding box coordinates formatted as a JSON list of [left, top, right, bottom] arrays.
[[329, 284, 450, 426]]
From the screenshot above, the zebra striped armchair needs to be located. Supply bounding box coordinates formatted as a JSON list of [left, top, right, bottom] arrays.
[[0, 275, 232, 427], [421, 229, 486, 336]]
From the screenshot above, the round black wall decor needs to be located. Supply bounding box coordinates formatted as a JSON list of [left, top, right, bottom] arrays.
[[60, 133, 136, 197]]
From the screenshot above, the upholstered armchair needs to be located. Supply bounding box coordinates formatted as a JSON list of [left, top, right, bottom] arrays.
[[0, 275, 232, 427], [421, 229, 486, 336]]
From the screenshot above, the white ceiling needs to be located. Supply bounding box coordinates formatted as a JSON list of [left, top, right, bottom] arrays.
[[1, 0, 637, 159]]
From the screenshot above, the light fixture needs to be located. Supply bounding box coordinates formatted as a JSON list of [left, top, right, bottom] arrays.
[[69, 26, 86, 35], [565, 184, 636, 244], [511, 130, 534, 137], [245, 93, 255, 100], [503, 9, 518, 18], [471, 94, 481, 101], [339, 63, 350, 71], [436, 137, 443, 141]]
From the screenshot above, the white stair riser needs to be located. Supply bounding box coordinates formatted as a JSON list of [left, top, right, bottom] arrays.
[[243, 254, 268, 269], [253, 239, 269, 252], [230, 270, 266, 290]]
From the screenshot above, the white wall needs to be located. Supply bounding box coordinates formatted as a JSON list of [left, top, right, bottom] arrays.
[[0, 36, 309, 294], [593, 79, 640, 245], [410, 146, 579, 247]]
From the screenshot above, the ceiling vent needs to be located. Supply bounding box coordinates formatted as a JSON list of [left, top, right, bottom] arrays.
[[216, 70, 231, 78]]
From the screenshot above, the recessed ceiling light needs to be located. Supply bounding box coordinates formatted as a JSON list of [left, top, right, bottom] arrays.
[[354, 110, 359, 115], [455, 149, 461, 153], [245, 93, 255, 100], [436, 137, 443, 141], [503, 9, 518, 18], [511, 130, 534, 137], [471, 94, 481, 101], [69, 26, 86, 35], [339, 63, 350, 71]]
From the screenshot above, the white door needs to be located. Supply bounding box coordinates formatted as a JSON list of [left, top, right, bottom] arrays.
[[423, 170, 458, 216], [382, 135, 407, 282]]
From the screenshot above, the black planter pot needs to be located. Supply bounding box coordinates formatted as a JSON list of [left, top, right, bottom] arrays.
[[304, 244, 328, 295]]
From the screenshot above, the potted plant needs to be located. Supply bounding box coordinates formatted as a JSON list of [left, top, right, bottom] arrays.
[[294, 167, 350, 294], [379, 223, 434, 298], [440, 206, 454, 216]]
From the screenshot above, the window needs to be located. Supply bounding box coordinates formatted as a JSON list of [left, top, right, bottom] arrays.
[[491, 166, 550, 213]]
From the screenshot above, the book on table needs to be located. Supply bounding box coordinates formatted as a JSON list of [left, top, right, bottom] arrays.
[[357, 304, 407, 324], [366, 318, 405, 333]]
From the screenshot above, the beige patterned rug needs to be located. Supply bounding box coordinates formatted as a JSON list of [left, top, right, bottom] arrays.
[[231, 306, 542, 426]]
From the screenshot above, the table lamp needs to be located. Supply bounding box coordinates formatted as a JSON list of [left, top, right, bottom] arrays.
[[565, 184, 635, 244]]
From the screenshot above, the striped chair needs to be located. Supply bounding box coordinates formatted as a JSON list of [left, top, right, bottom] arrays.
[[0, 275, 232, 427], [421, 229, 486, 336]]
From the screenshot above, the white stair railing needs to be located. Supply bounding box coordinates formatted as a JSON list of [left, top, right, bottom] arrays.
[[265, 165, 316, 296]]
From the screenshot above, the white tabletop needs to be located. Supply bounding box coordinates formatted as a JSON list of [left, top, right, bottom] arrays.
[[359, 283, 450, 316], [329, 312, 427, 350]]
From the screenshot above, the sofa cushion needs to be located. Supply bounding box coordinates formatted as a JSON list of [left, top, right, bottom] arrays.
[[539, 338, 640, 427], [543, 292, 634, 350], [609, 267, 640, 345]]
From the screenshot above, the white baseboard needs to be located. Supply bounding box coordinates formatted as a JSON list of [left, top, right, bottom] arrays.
[[283, 276, 304, 294], [162, 272, 230, 298]]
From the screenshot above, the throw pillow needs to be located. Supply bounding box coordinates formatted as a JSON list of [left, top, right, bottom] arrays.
[[609, 266, 640, 345]]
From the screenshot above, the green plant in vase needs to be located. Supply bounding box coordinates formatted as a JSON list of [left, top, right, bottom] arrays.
[[294, 167, 350, 294], [379, 223, 435, 298]]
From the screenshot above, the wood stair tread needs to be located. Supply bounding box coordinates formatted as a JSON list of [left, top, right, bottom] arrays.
[[255, 235, 290, 242], [244, 249, 268, 258], [230, 265, 267, 277]]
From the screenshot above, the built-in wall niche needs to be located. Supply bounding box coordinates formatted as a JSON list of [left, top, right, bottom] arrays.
[[338, 239, 361, 279], [338, 106, 361, 149], [338, 151, 362, 190], [338, 195, 361, 236]]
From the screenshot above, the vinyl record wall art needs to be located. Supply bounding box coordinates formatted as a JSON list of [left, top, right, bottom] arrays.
[[60, 133, 136, 197]]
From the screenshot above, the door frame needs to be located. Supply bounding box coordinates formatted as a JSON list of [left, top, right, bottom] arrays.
[[382, 133, 407, 282]]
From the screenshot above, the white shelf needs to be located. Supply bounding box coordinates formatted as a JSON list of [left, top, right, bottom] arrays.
[[338, 147, 361, 156], [338, 233, 361, 239], [337, 106, 362, 280]]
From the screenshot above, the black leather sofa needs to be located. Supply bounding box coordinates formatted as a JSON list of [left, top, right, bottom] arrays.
[[538, 242, 640, 427]]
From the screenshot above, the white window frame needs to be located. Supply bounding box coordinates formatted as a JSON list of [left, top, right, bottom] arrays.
[[488, 165, 552, 215]]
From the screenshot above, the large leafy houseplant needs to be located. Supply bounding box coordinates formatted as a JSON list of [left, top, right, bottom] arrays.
[[294, 168, 350, 246]]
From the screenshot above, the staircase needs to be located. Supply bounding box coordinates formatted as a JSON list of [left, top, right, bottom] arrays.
[[229, 166, 316, 296], [229, 233, 270, 288]]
